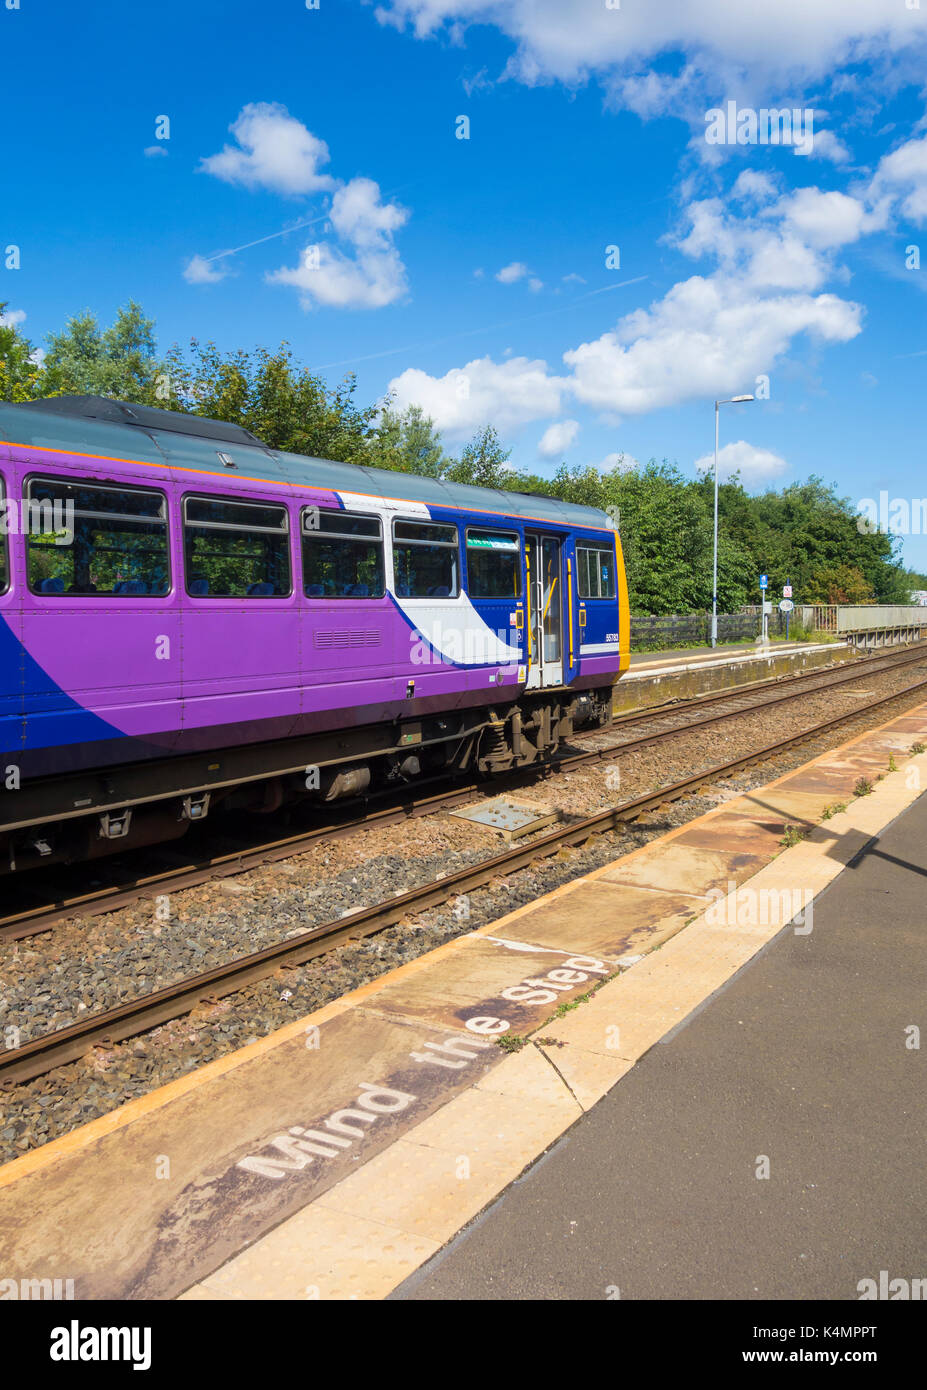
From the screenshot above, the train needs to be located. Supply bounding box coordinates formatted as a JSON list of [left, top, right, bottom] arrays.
[[0, 395, 630, 873]]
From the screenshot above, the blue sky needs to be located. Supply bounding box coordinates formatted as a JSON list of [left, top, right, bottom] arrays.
[[3, 0, 927, 568]]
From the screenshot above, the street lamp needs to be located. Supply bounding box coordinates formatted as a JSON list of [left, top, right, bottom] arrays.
[[711, 394, 755, 648]]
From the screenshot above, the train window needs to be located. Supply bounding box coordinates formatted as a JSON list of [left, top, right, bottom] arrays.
[[0, 476, 7, 593], [301, 508, 384, 598], [466, 529, 521, 599], [392, 519, 459, 598], [577, 545, 616, 600], [183, 495, 291, 597], [26, 477, 169, 597]]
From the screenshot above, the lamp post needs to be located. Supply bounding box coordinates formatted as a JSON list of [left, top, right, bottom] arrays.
[[711, 394, 755, 648]]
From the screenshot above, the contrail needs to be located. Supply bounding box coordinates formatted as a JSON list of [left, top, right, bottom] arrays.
[[310, 277, 649, 371]]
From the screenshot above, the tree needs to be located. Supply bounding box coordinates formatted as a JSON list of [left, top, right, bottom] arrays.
[[446, 425, 511, 487], [371, 403, 448, 476], [803, 564, 874, 604], [161, 340, 378, 463], [599, 460, 715, 613], [42, 302, 165, 401], [0, 304, 41, 401]]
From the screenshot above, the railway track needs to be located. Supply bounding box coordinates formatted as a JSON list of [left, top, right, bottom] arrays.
[[3, 656, 927, 1087], [1, 642, 923, 944]]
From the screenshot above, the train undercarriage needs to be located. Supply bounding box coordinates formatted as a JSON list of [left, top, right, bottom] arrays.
[[0, 687, 615, 874]]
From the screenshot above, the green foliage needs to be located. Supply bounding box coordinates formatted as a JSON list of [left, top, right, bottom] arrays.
[[42, 302, 164, 402], [161, 340, 378, 464], [446, 424, 512, 487], [370, 403, 447, 476], [0, 304, 42, 402]]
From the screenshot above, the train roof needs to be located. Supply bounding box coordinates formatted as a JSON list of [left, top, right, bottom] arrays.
[[0, 396, 615, 532]]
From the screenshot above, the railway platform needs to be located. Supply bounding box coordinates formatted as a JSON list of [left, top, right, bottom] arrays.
[[397, 778, 927, 1301], [1, 698, 926, 1300], [618, 639, 856, 712]]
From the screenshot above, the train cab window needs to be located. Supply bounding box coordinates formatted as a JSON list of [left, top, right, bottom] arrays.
[[302, 508, 384, 598], [466, 529, 521, 599], [26, 477, 169, 597], [392, 520, 459, 598], [577, 544, 617, 600], [183, 496, 291, 598]]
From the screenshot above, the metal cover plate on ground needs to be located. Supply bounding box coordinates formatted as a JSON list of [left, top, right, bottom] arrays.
[[449, 796, 558, 840]]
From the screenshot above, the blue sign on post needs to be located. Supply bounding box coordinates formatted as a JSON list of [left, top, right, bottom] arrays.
[[759, 574, 768, 590]]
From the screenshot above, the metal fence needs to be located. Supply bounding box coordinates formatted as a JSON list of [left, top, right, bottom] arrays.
[[630, 611, 759, 648]]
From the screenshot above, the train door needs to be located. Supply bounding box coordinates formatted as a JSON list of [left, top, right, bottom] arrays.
[[525, 533, 563, 688]]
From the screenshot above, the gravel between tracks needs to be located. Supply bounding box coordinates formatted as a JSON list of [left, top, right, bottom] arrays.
[[1, 658, 926, 1162]]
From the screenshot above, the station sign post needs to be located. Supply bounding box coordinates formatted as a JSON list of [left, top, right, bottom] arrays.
[[759, 574, 769, 644], [779, 581, 794, 641]]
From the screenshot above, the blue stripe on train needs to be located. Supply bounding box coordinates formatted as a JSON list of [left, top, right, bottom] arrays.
[[0, 614, 124, 753]]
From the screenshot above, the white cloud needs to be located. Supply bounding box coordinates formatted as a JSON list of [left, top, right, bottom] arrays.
[[673, 188, 868, 291], [199, 102, 336, 196], [267, 177, 409, 309], [195, 104, 412, 310], [329, 176, 408, 247], [268, 241, 407, 310], [806, 128, 851, 164], [375, 1, 926, 92], [780, 187, 867, 248], [538, 419, 579, 457], [144, 145, 169, 159], [694, 439, 789, 483], [496, 261, 529, 283], [183, 254, 230, 285], [385, 139, 921, 435], [389, 170, 870, 429], [731, 170, 778, 204], [0, 307, 26, 328], [564, 274, 861, 415], [387, 355, 565, 439], [869, 133, 927, 225], [562, 272, 587, 284], [529, 277, 544, 293]]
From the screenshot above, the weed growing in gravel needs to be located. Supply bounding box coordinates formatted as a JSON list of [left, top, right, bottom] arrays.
[[780, 824, 806, 848], [911, 742, 925, 756], [854, 776, 874, 797], [888, 754, 898, 772], [821, 801, 848, 820], [495, 1032, 527, 1052]]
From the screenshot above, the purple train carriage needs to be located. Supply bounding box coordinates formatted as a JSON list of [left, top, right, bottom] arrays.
[[0, 396, 630, 873]]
